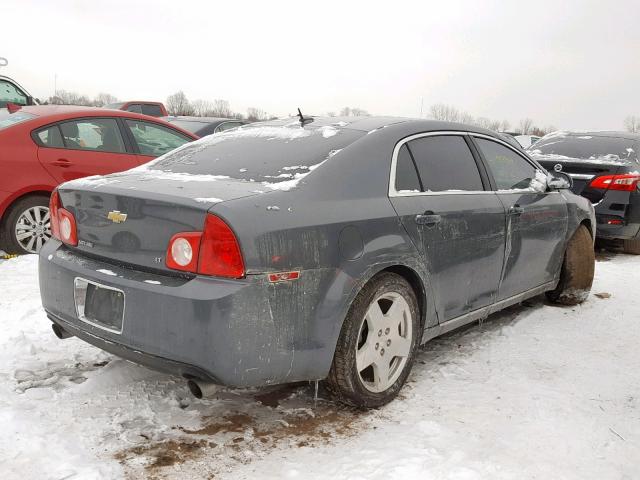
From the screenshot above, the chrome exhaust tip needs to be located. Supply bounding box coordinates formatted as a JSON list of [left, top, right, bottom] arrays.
[[187, 379, 218, 399]]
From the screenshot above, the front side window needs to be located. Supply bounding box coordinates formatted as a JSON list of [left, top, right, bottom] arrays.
[[60, 118, 126, 153], [406, 135, 484, 192], [476, 138, 536, 190], [35, 125, 64, 147], [125, 119, 191, 156], [0, 79, 28, 108]]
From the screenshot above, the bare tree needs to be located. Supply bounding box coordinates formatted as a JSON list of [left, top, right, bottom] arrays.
[[625, 115, 640, 133], [166, 91, 193, 116], [48, 90, 92, 106], [191, 99, 210, 116], [93, 92, 118, 107], [246, 107, 268, 122], [459, 112, 475, 124], [499, 119, 511, 132], [429, 103, 460, 122], [211, 99, 232, 118], [517, 118, 534, 135], [339, 107, 370, 117], [326, 111, 336, 117]]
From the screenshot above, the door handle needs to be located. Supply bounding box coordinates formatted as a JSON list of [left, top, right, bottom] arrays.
[[415, 211, 442, 226], [508, 205, 524, 216], [51, 158, 72, 167]]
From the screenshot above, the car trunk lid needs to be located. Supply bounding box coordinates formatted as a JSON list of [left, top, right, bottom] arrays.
[[531, 154, 630, 203], [57, 171, 263, 273]]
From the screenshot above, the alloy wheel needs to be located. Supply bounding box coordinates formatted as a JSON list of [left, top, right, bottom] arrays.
[[355, 292, 413, 393], [14, 206, 51, 253]]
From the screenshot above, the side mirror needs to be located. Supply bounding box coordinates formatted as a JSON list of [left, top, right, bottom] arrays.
[[547, 171, 573, 190]]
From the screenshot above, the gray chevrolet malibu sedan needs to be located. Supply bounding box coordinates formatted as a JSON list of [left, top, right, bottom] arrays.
[[39, 116, 595, 407]]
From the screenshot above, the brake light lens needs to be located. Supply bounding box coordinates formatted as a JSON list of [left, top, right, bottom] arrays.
[[49, 190, 78, 246], [165, 214, 244, 278], [198, 214, 245, 278], [589, 174, 640, 192]]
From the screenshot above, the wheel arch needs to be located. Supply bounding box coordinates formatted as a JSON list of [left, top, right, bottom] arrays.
[[0, 188, 53, 223]]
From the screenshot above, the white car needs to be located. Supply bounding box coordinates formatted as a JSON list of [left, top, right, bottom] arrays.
[[515, 134, 541, 149]]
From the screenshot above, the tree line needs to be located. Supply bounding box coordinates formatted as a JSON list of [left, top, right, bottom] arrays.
[[428, 103, 556, 136]]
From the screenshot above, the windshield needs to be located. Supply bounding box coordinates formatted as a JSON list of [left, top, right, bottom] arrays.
[[105, 102, 124, 109], [531, 134, 637, 162], [0, 111, 35, 130], [145, 123, 365, 184]]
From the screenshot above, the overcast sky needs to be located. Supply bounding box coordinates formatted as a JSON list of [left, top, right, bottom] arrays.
[[2, 0, 638, 130]]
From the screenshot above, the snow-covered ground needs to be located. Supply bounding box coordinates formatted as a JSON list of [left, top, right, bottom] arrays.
[[1, 252, 639, 479]]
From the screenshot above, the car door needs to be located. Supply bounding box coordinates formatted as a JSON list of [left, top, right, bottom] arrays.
[[389, 133, 506, 323], [123, 118, 192, 163], [36, 117, 139, 183], [472, 135, 568, 300]]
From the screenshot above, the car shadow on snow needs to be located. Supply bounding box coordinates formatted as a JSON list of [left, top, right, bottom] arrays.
[[113, 296, 553, 478]]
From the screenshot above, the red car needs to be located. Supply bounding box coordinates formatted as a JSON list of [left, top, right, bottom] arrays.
[[0, 105, 197, 254], [104, 101, 168, 117]]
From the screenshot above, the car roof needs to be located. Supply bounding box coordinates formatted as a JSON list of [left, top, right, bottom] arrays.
[[11, 105, 198, 138], [165, 116, 237, 123], [548, 130, 640, 141]]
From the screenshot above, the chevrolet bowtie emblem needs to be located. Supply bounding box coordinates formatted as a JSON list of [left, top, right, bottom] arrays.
[[107, 210, 128, 223]]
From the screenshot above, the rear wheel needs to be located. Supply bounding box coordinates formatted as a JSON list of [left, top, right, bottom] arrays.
[[326, 272, 420, 408], [546, 224, 595, 305], [3, 195, 52, 255], [623, 238, 640, 255]]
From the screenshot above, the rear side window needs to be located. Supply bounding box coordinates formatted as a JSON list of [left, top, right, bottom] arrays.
[[141, 104, 163, 117], [475, 138, 536, 190], [125, 119, 191, 156], [407, 135, 484, 192], [125, 104, 143, 114], [35, 125, 64, 147], [395, 144, 421, 192], [60, 118, 126, 153]]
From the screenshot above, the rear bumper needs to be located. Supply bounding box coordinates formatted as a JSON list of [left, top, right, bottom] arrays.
[[39, 240, 338, 387], [593, 190, 640, 240]]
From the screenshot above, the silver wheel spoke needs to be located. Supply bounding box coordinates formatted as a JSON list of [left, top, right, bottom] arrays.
[[373, 358, 391, 387], [387, 334, 411, 358], [356, 341, 376, 371], [16, 231, 35, 241], [365, 300, 386, 333], [26, 235, 37, 252], [15, 206, 51, 253]]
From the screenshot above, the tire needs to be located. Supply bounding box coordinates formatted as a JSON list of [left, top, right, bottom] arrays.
[[326, 272, 420, 408], [3, 195, 52, 255], [546, 225, 595, 305], [623, 238, 640, 255]]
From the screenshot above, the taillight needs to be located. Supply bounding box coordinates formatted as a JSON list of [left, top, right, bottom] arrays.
[[166, 232, 202, 272], [589, 174, 640, 192], [165, 214, 244, 278], [49, 190, 61, 240], [49, 190, 78, 246], [198, 214, 245, 278]]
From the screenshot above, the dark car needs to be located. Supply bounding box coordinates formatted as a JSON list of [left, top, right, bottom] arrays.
[[105, 101, 168, 117], [529, 131, 640, 254], [0, 106, 197, 254], [163, 116, 246, 137], [39, 117, 595, 407]]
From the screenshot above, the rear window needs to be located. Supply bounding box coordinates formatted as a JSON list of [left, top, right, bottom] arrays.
[[166, 119, 212, 134], [148, 124, 365, 183], [0, 111, 35, 130], [532, 134, 637, 161]]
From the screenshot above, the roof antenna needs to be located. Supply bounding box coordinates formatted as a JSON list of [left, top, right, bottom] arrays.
[[297, 107, 314, 127]]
